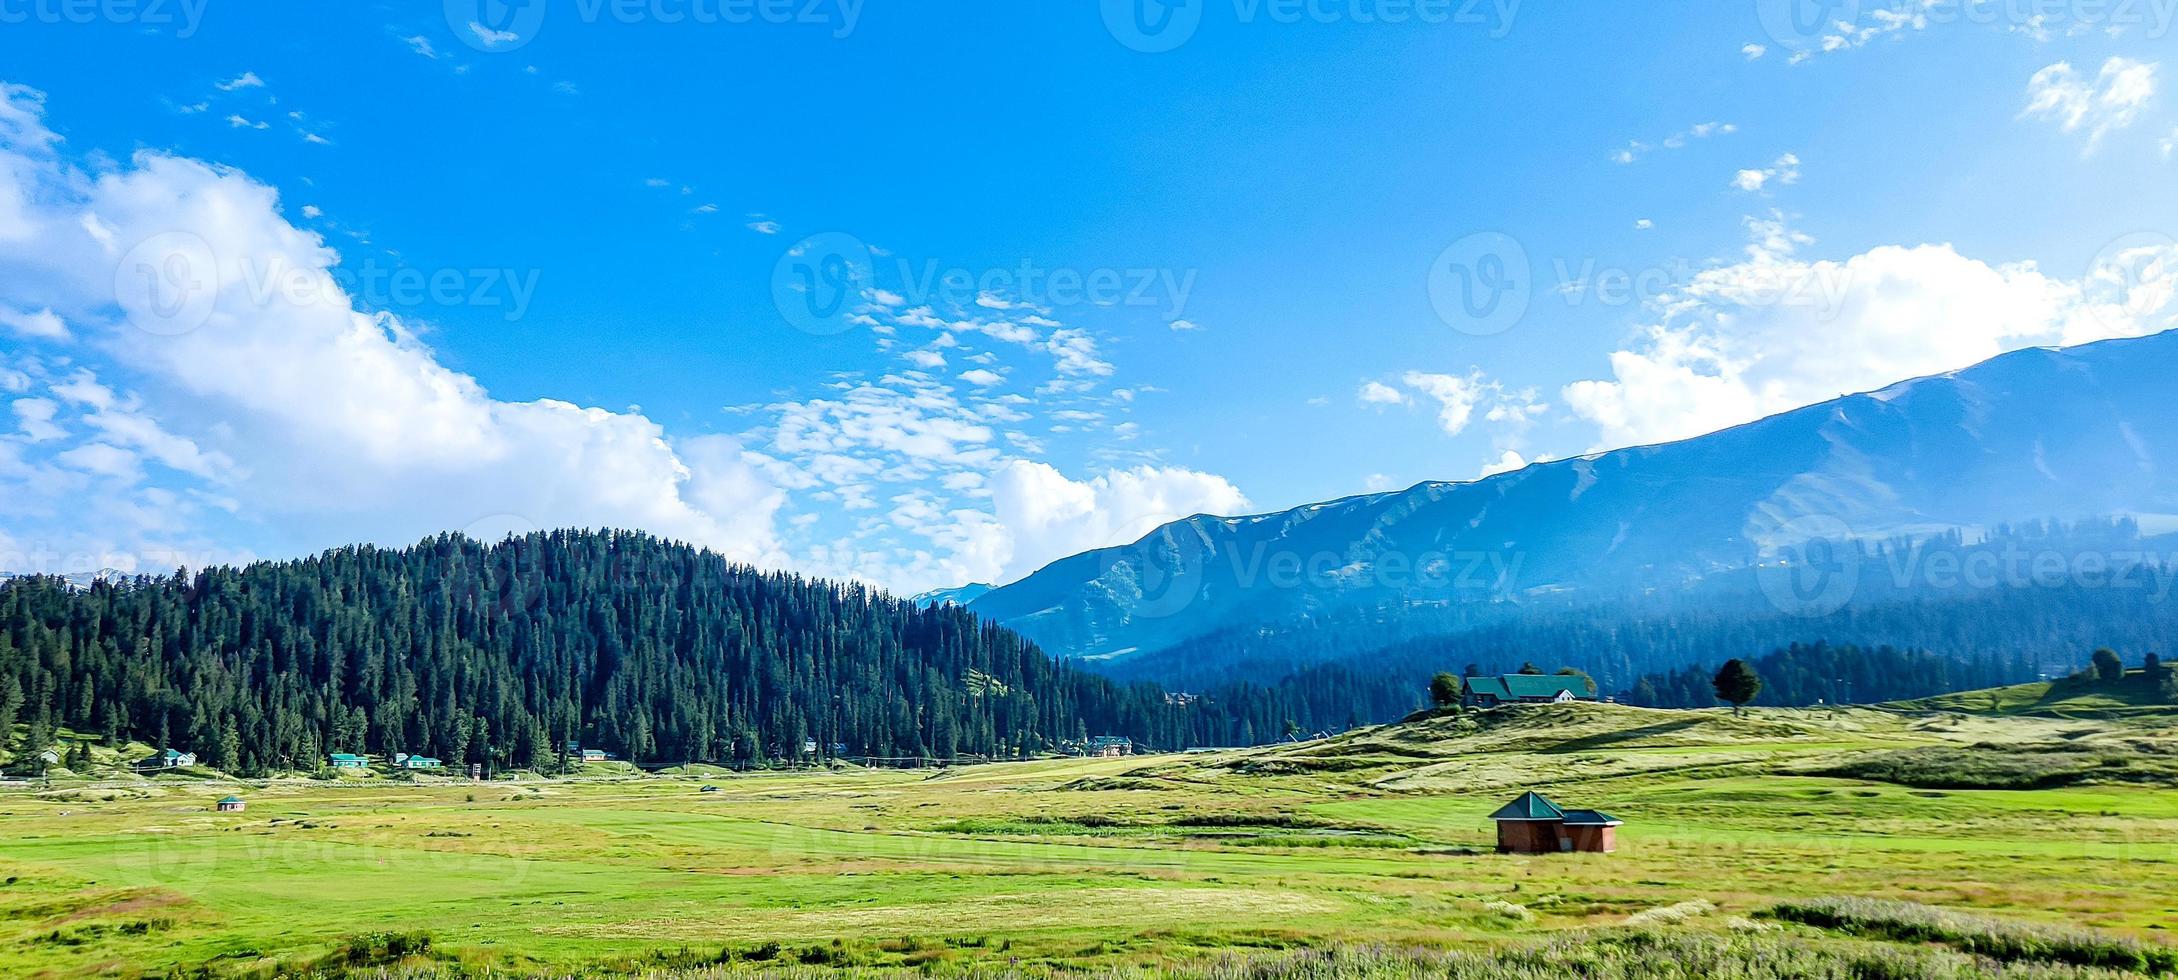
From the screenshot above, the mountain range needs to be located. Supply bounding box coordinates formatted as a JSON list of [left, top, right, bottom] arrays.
[[963, 330, 2178, 664]]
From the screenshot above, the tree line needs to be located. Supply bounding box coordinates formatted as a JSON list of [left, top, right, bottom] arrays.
[[0, 531, 1415, 775], [1616, 641, 2135, 709]]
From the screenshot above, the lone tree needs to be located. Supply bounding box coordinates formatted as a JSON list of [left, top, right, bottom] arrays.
[[1713, 659, 1763, 716], [2145, 652, 2163, 686], [1430, 672, 1464, 708], [2091, 648, 2125, 683]]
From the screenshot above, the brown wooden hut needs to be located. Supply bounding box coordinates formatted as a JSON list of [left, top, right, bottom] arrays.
[[1487, 791, 1621, 853]]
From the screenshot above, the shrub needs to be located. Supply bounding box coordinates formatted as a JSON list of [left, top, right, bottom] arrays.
[[1771, 896, 2176, 973]]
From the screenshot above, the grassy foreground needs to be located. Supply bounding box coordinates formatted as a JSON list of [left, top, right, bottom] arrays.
[[3, 702, 2176, 977]]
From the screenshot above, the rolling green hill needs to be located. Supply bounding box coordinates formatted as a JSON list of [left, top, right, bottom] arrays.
[[1888, 670, 2178, 719]]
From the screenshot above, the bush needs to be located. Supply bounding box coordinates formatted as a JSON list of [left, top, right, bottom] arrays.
[[1814, 745, 2173, 789], [1771, 896, 2177, 973]]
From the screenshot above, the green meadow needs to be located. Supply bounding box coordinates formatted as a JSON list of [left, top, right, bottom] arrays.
[[4, 702, 2177, 977]]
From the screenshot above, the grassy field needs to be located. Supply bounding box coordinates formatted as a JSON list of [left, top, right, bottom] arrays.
[[4, 702, 2176, 977]]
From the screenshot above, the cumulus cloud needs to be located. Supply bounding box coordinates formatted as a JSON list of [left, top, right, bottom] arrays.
[[2022, 58, 2159, 153], [1732, 153, 1801, 192], [0, 305, 66, 340], [1357, 380, 1406, 406], [0, 83, 786, 570], [1399, 371, 1486, 435], [1561, 215, 2178, 449], [987, 461, 1249, 582]]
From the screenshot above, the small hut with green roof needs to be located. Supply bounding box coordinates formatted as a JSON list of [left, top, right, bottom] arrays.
[[1487, 791, 1621, 853], [215, 795, 246, 813]]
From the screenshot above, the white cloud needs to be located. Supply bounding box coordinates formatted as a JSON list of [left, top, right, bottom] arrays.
[[402, 36, 438, 59], [468, 22, 520, 46], [1357, 380, 1407, 406], [57, 442, 141, 481], [0, 305, 67, 340], [903, 349, 946, 370], [1046, 329, 1114, 376], [12, 397, 62, 442], [959, 368, 1004, 387], [2022, 58, 2160, 153], [986, 461, 1249, 583], [2164, 127, 2178, 159], [215, 72, 264, 92], [1561, 216, 2178, 449], [1634, 218, 1654, 230], [1168, 318, 1202, 331], [1732, 153, 1801, 192], [746, 217, 781, 234], [0, 84, 787, 569], [1477, 450, 1528, 479], [1399, 371, 1485, 435], [1741, 43, 1767, 61], [1612, 121, 1735, 164]]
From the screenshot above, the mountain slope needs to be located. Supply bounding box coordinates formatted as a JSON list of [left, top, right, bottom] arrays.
[[969, 330, 2178, 661]]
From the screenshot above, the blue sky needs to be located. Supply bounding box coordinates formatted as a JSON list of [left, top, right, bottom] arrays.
[[2, 0, 2176, 593]]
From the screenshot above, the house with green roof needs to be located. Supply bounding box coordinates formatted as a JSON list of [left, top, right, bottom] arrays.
[[1463, 674, 1591, 709], [1487, 790, 1622, 853], [328, 753, 368, 769], [215, 795, 246, 813]]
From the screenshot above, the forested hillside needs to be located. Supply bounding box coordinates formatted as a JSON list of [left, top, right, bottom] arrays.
[[1617, 642, 2050, 708], [1101, 566, 2178, 704], [0, 531, 1407, 775]]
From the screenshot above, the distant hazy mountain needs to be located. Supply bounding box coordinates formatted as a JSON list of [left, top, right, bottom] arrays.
[[0, 568, 128, 592], [968, 330, 2178, 662], [909, 583, 994, 609]]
